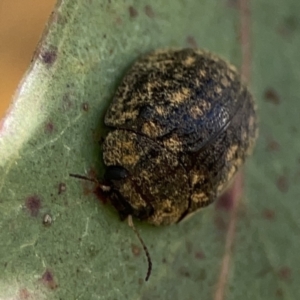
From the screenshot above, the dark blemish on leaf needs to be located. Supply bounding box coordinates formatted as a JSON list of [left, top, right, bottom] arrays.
[[186, 36, 198, 48], [41, 270, 58, 289], [195, 251, 205, 260], [43, 213, 53, 227], [40, 47, 57, 66], [58, 182, 66, 194], [262, 209, 276, 220], [275, 288, 284, 298], [103, 34, 107, 38], [131, 244, 141, 256], [144, 5, 155, 18], [276, 175, 289, 193], [266, 139, 280, 152], [264, 88, 280, 105], [18, 288, 31, 300], [277, 15, 299, 38], [162, 258, 167, 263], [45, 122, 54, 134], [178, 266, 190, 278], [129, 6, 138, 18], [278, 266, 292, 281], [216, 189, 234, 211], [25, 195, 41, 217], [82, 102, 89, 112]]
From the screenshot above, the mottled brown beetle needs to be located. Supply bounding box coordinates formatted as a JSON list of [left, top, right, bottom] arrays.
[[103, 48, 257, 226], [71, 48, 257, 281]]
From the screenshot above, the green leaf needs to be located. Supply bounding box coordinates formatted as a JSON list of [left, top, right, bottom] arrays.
[[1, 0, 299, 299]]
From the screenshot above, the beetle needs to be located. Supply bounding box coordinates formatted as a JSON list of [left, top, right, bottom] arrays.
[[102, 48, 257, 226], [71, 48, 257, 281]]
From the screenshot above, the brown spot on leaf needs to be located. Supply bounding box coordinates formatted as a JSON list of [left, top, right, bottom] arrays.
[[264, 88, 280, 105], [131, 244, 141, 256], [178, 266, 190, 277], [262, 209, 276, 220], [25, 196, 41, 217], [216, 191, 234, 211], [278, 266, 291, 281], [41, 270, 58, 289], [129, 6, 138, 18], [40, 47, 57, 66], [266, 139, 280, 152], [45, 121, 54, 134], [82, 102, 89, 112], [277, 15, 299, 38], [275, 288, 284, 298], [186, 36, 198, 48], [195, 251, 205, 260], [58, 183, 66, 195], [276, 175, 289, 193], [144, 5, 155, 18], [216, 172, 244, 211]]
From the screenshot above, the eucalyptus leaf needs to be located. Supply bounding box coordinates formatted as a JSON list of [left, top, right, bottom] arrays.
[[1, 0, 299, 299]]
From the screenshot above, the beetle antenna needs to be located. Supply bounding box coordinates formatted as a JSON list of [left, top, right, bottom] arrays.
[[127, 215, 152, 281], [69, 173, 99, 183], [69, 173, 111, 192]]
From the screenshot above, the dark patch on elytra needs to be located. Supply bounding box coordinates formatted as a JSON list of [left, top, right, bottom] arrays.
[[278, 266, 292, 281], [40, 47, 57, 66], [264, 88, 280, 105], [45, 121, 55, 134], [276, 175, 289, 193], [186, 36, 198, 48], [25, 195, 41, 217], [131, 244, 141, 256], [58, 182, 66, 195], [262, 209, 276, 220], [144, 5, 155, 18], [82, 102, 89, 112], [41, 270, 58, 289], [129, 6, 138, 18]]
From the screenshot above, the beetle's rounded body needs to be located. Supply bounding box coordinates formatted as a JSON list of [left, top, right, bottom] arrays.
[[103, 48, 257, 225]]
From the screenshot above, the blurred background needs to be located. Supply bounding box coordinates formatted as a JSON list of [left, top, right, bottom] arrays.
[[0, 0, 55, 119]]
